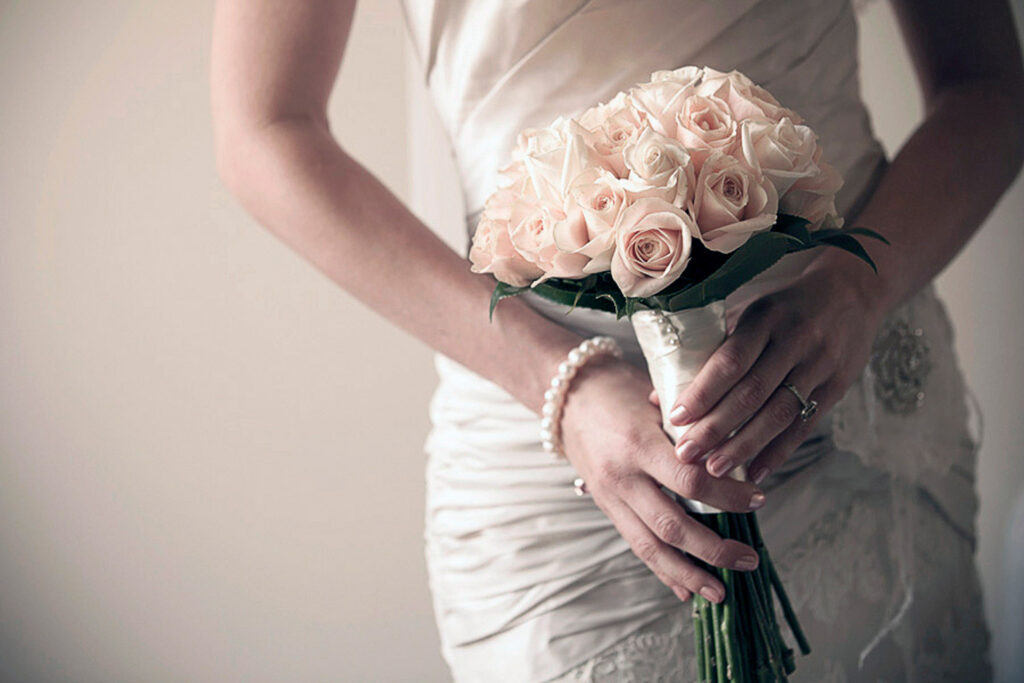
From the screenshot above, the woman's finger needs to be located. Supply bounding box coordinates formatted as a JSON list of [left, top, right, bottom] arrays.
[[641, 449, 766, 514], [674, 339, 797, 463], [668, 310, 772, 428], [623, 477, 759, 572], [746, 379, 841, 484], [703, 360, 830, 478], [602, 493, 727, 603]]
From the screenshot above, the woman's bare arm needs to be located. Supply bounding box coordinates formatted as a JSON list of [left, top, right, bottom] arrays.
[[668, 0, 1024, 482], [210, 0, 581, 413], [804, 0, 1024, 310], [210, 0, 767, 603]]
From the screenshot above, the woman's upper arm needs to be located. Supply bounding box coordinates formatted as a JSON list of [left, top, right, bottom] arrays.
[[889, 0, 1024, 106], [210, 0, 357, 162]]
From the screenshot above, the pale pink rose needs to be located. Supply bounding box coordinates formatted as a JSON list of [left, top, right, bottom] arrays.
[[674, 94, 739, 171], [492, 160, 536, 207], [780, 153, 844, 228], [469, 213, 543, 287], [516, 121, 569, 156], [558, 167, 627, 273], [697, 68, 800, 123], [620, 124, 696, 208], [649, 65, 704, 87], [693, 152, 779, 253], [611, 198, 695, 297], [508, 197, 590, 282], [739, 117, 820, 196], [519, 118, 608, 205], [628, 79, 694, 138], [577, 92, 647, 177]]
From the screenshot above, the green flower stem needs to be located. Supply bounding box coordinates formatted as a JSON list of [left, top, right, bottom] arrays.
[[711, 596, 726, 683], [741, 513, 795, 679], [741, 575, 773, 683], [716, 516, 740, 681], [739, 536, 786, 679], [720, 572, 737, 681], [749, 515, 811, 657], [731, 515, 762, 682], [696, 593, 712, 679], [748, 569, 780, 682], [732, 514, 777, 680], [694, 597, 709, 683], [767, 560, 811, 656], [686, 510, 811, 681]]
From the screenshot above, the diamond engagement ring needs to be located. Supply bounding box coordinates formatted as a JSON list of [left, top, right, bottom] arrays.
[[573, 477, 588, 496], [782, 382, 818, 422]]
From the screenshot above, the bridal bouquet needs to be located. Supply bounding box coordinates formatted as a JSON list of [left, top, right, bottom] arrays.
[[470, 66, 886, 681]]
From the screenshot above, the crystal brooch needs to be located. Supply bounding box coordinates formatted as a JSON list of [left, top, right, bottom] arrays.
[[870, 317, 931, 414]]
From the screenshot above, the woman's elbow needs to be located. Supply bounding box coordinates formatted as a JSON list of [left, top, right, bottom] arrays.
[[213, 118, 256, 199]]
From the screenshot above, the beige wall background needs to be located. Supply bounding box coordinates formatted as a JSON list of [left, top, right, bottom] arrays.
[[0, 1, 1020, 681]]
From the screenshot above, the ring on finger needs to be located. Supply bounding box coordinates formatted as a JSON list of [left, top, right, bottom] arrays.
[[781, 381, 818, 421]]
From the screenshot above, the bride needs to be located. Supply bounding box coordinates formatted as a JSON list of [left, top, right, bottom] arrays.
[[211, 1, 1024, 680]]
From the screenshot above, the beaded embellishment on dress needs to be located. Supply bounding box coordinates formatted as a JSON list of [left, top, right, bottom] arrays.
[[870, 317, 931, 414]]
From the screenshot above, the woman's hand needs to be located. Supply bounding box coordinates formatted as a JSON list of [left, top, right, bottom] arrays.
[[668, 267, 885, 484], [560, 357, 767, 604]]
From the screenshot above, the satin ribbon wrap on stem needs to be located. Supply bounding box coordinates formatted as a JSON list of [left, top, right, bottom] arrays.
[[631, 301, 747, 514]]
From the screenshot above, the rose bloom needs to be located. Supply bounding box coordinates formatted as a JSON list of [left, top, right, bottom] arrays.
[[780, 155, 844, 228], [559, 167, 628, 273], [697, 67, 800, 124], [507, 196, 591, 282], [577, 92, 647, 177], [649, 65, 703, 87], [469, 211, 543, 287], [611, 197, 695, 297], [516, 120, 569, 156], [738, 117, 824, 196], [519, 118, 609, 206], [628, 78, 694, 139], [674, 93, 738, 172], [692, 152, 779, 253], [620, 124, 696, 208]]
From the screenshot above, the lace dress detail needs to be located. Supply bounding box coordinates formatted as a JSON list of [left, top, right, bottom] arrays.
[[550, 609, 695, 682]]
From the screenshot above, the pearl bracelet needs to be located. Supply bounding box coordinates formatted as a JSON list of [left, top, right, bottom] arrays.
[[541, 336, 623, 459]]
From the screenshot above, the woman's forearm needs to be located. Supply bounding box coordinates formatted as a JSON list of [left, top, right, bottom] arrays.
[[217, 117, 581, 412], [805, 78, 1024, 313]]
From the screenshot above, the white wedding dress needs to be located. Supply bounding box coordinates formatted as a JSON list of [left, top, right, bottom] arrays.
[[399, 1, 992, 680]]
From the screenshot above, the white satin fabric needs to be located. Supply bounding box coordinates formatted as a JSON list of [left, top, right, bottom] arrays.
[[401, 1, 991, 680]]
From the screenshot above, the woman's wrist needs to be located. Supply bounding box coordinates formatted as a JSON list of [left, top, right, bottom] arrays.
[[539, 336, 624, 457], [801, 242, 897, 322]]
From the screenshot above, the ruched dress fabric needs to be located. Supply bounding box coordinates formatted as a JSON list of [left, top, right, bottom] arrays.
[[399, 1, 992, 680]]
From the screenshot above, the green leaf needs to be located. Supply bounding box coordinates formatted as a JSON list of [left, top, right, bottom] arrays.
[[489, 282, 528, 321], [819, 233, 879, 273], [595, 292, 624, 317], [807, 224, 888, 246], [527, 280, 621, 315], [774, 213, 813, 244], [662, 231, 801, 311], [836, 226, 890, 245]]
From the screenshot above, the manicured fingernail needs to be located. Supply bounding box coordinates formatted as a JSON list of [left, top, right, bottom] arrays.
[[675, 440, 702, 462], [700, 585, 724, 603], [748, 492, 766, 510], [707, 454, 729, 477], [735, 554, 759, 571], [669, 404, 689, 425], [750, 467, 767, 485]]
